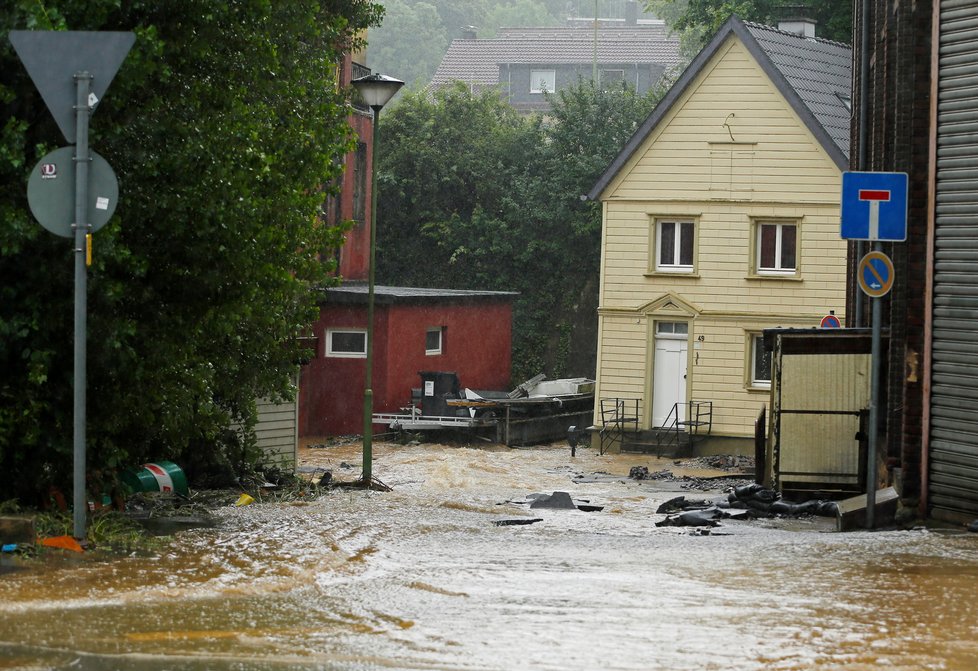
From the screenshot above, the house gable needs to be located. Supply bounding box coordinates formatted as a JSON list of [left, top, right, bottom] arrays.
[[589, 16, 852, 201], [595, 35, 842, 204]]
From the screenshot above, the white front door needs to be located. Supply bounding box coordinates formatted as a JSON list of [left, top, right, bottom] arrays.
[[652, 323, 688, 427]]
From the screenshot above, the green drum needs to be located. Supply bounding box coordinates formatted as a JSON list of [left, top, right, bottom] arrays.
[[121, 461, 189, 497]]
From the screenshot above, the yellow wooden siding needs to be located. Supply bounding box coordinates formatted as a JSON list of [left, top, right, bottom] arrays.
[[601, 201, 847, 315], [594, 34, 848, 440], [255, 396, 298, 471]]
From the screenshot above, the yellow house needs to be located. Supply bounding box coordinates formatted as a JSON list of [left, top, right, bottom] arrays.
[[587, 16, 852, 453]]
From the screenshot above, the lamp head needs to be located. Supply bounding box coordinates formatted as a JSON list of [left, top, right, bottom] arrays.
[[351, 73, 404, 110]]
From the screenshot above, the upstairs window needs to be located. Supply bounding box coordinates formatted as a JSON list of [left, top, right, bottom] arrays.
[[756, 222, 797, 275], [530, 69, 556, 93], [655, 220, 695, 273]]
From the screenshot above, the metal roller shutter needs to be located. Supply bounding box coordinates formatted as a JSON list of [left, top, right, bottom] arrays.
[[932, 0, 978, 522]]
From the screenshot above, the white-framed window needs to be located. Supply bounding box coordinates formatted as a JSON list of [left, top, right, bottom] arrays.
[[749, 333, 772, 388], [755, 221, 797, 275], [425, 327, 444, 355], [530, 69, 556, 93], [655, 219, 695, 272], [326, 329, 367, 358]]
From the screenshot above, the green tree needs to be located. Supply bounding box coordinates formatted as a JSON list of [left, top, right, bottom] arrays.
[[0, 0, 382, 502], [647, 0, 853, 52], [375, 79, 663, 381], [374, 83, 543, 291], [519, 79, 666, 376]]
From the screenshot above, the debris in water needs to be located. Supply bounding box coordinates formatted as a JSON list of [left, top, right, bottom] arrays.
[[235, 493, 255, 506], [507, 492, 604, 512], [655, 485, 838, 527], [529, 491, 577, 510], [656, 508, 722, 527], [40, 535, 84, 553], [493, 518, 543, 526]]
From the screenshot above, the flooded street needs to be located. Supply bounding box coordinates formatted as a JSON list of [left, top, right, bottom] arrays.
[[2, 441, 978, 670]]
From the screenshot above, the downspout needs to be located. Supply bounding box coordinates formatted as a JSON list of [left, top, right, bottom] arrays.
[[920, 0, 941, 519], [854, 0, 871, 326]]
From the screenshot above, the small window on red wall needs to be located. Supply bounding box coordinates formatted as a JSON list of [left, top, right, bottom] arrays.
[[327, 329, 367, 358], [425, 327, 444, 355]]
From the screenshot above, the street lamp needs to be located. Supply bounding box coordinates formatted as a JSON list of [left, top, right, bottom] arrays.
[[351, 72, 403, 487]]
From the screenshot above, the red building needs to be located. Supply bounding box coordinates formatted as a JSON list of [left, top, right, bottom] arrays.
[[299, 285, 515, 437], [298, 52, 516, 439]]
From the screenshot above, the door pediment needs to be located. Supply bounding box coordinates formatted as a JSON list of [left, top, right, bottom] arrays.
[[637, 292, 701, 318]]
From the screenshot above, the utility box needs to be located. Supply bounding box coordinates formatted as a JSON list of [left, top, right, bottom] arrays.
[[419, 371, 461, 417], [764, 328, 886, 499]]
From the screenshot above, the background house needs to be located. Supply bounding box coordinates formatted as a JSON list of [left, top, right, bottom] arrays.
[[587, 16, 852, 452], [430, 16, 681, 114]]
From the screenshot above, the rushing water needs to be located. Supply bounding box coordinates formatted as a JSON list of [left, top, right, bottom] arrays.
[[2, 441, 978, 670]]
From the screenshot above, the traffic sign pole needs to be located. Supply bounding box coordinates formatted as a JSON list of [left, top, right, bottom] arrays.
[[854, 248, 894, 530], [10, 30, 134, 543], [72, 72, 93, 541], [866, 242, 883, 530]]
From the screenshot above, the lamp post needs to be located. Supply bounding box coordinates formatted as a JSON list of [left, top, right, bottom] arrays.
[[350, 73, 403, 486]]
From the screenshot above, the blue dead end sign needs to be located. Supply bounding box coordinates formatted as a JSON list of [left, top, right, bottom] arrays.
[[858, 251, 895, 298], [840, 172, 909, 241]]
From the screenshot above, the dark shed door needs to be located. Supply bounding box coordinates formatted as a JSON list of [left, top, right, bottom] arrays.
[[932, 0, 978, 522]]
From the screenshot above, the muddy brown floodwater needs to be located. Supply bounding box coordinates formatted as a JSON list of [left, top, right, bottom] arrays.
[[2, 441, 978, 670]]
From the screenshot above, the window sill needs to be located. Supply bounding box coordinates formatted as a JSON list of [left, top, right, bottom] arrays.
[[645, 271, 700, 279], [745, 273, 802, 282], [746, 385, 771, 394]]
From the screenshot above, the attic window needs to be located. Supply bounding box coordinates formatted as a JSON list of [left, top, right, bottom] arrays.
[[836, 91, 852, 112], [530, 69, 555, 94]]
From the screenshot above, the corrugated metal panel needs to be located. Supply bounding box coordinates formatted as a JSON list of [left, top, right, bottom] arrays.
[[932, 0, 978, 522]]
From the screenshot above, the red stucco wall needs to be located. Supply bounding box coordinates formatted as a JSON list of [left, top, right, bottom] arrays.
[[381, 300, 513, 410], [299, 298, 513, 437]]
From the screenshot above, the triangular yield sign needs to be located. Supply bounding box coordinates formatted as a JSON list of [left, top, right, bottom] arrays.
[[9, 30, 135, 144]]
